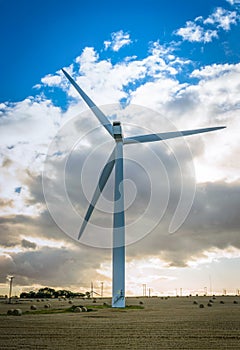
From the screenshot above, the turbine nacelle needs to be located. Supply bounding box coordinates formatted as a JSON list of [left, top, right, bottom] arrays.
[[113, 121, 123, 141]]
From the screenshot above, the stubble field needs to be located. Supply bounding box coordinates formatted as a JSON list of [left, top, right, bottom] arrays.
[[0, 296, 240, 349]]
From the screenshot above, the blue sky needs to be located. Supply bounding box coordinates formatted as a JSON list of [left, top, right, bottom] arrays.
[[0, 0, 240, 296], [1, 0, 239, 102]]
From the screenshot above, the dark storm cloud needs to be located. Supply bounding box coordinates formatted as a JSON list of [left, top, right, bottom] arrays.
[[5, 245, 110, 288], [0, 198, 14, 209], [2, 157, 13, 168], [21, 239, 37, 250], [128, 180, 240, 266], [2, 111, 238, 256], [0, 96, 238, 288], [1, 177, 237, 285], [0, 209, 68, 248], [24, 172, 45, 205]]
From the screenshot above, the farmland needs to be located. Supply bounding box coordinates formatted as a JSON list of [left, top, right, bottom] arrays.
[[0, 296, 240, 349]]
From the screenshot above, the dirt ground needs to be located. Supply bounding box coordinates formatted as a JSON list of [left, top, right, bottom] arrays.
[[0, 296, 240, 349]]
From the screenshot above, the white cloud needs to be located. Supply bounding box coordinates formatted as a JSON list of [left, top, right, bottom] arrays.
[[41, 42, 189, 109], [75, 47, 99, 66], [104, 30, 132, 51], [0, 98, 62, 147], [187, 63, 240, 182], [130, 79, 186, 109], [41, 74, 62, 86], [226, 0, 240, 5], [190, 62, 240, 79], [176, 7, 239, 43], [204, 7, 238, 31], [176, 21, 218, 43], [103, 40, 111, 50]]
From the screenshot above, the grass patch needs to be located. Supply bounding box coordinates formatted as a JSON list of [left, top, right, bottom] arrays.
[[125, 305, 144, 309], [88, 304, 144, 310], [0, 304, 144, 316], [24, 308, 69, 315], [24, 305, 92, 315], [89, 304, 111, 309]]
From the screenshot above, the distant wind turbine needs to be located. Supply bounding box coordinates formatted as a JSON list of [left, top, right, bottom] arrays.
[[62, 68, 225, 308], [90, 281, 101, 299], [6, 275, 14, 304]]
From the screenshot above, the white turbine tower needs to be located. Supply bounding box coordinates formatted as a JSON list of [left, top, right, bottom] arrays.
[[62, 69, 225, 308]]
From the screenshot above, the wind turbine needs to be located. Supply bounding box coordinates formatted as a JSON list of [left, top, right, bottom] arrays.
[[6, 275, 14, 304], [62, 69, 225, 308], [90, 281, 101, 299]]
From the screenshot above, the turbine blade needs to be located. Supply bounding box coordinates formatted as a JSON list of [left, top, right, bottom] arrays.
[[123, 126, 226, 145], [62, 69, 113, 138], [78, 146, 116, 240]]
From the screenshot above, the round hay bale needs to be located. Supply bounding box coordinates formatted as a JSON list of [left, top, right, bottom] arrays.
[[7, 309, 14, 315], [199, 304, 204, 308], [44, 303, 51, 308], [30, 305, 37, 310], [13, 309, 22, 316], [207, 303, 212, 307], [193, 301, 198, 305], [93, 299, 96, 303], [81, 306, 88, 312], [74, 307, 82, 312], [68, 300, 73, 304], [220, 300, 225, 304], [233, 300, 238, 304], [37, 299, 40, 302], [209, 299, 214, 303], [139, 301, 144, 305]]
